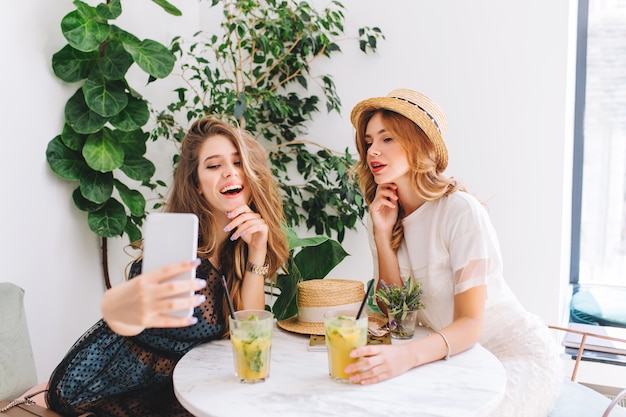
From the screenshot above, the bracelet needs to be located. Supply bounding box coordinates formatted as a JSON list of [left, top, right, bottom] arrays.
[[435, 331, 451, 361], [246, 261, 269, 276]]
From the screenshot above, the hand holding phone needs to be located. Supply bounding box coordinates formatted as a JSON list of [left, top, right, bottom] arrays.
[[142, 213, 199, 318]]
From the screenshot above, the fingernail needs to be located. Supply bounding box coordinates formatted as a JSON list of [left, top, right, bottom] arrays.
[[188, 316, 198, 325], [239, 231, 246, 238], [191, 258, 201, 266], [196, 294, 206, 303], [223, 225, 231, 232], [226, 212, 233, 218], [196, 279, 207, 288], [230, 234, 238, 241]]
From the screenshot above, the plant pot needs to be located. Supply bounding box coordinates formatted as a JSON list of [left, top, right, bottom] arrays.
[[388, 310, 418, 339]]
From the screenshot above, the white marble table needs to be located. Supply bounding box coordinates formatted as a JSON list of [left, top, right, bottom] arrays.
[[173, 324, 506, 417]]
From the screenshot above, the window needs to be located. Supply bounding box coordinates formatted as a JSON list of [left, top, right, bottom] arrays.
[[572, 0, 626, 288]]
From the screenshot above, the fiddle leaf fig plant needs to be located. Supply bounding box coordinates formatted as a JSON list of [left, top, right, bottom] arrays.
[[154, 0, 385, 242], [46, 0, 181, 287]]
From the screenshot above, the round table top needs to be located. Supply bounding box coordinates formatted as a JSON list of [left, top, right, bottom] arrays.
[[173, 324, 506, 417]]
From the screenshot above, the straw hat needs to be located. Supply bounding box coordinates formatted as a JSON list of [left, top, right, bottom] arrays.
[[350, 88, 449, 172], [277, 279, 371, 335]]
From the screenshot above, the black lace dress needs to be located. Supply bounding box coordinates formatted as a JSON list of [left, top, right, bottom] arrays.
[[47, 259, 225, 417]]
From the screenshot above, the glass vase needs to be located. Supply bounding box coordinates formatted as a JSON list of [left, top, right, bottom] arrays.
[[387, 310, 418, 339]]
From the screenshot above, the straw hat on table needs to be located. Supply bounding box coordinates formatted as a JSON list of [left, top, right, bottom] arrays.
[[277, 279, 384, 336]]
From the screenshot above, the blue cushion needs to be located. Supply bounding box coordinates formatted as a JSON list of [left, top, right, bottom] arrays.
[[549, 380, 626, 417], [571, 288, 626, 328]]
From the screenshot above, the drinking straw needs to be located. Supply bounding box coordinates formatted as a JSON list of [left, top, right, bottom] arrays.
[[356, 279, 375, 320], [221, 274, 236, 320]]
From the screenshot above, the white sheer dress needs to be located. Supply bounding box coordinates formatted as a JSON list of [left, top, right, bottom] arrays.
[[368, 191, 562, 417]]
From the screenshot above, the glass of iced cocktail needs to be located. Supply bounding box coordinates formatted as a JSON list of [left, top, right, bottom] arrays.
[[228, 309, 274, 383], [324, 309, 368, 383]]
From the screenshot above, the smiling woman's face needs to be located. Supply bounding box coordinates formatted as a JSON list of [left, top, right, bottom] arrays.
[[196, 134, 251, 213]]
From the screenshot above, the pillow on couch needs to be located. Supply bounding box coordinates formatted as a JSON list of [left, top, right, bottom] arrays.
[[0, 282, 38, 400]]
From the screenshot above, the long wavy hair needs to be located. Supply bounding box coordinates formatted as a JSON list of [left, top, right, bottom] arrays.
[[166, 117, 289, 330], [354, 109, 465, 252]]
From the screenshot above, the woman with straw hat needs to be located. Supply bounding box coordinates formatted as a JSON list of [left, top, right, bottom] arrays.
[[347, 89, 561, 417], [45, 117, 289, 417]]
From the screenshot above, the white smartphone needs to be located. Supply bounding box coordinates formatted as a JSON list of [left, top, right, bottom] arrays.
[[142, 212, 199, 318]]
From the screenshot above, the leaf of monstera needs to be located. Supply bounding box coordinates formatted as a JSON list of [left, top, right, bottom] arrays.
[[97, 41, 134, 80], [79, 169, 114, 204], [65, 89, 108, 134], [114, 179, 145, 217], [61, 8, 109, 52], [82, 76, 128, 117], [123, 39, 175, 79], [119, 155, 156, 183], [150, 0, 183, 16], [88, 198, 127, 237], [294, 239, 349, 279], [110, 96, 149, 131], [52, 45, 97, 82], [46, 135, 87, 181], [83, 128, 124, 172]]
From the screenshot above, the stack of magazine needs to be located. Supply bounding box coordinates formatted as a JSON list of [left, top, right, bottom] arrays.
[[562, 322, 626, 365]]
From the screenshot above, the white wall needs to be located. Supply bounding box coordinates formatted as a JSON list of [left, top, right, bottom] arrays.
[[1, 0, 576, 381]]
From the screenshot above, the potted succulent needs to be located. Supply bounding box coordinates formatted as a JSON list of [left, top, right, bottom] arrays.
[[375, 277, 425, 339]]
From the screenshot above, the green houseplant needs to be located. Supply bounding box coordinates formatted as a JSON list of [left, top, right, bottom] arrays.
[[46, 0, 182, 287], [376, 277, 425, 339], [155, 0, 384, 242], [269, 226, 349, 320]]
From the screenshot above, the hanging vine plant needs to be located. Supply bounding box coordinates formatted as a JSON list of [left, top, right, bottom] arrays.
[[45, 0, 181, 287], [154, 0, 385, 242]]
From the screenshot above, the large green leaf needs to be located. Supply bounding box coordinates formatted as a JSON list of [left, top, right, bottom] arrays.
[[51, 45, 97, 82], [114, 179, 145, 216], [150, 0, 182, 16], [273, 257, 302, 320], [284, 225, 329, 250], [83, 128, 124, 172], [61, 9, 109, 52], [124, 219, 142, 244], [46, 135, 86, 181], [116, 129, 148, 155], [79, 169, 114, 204], [88, 198, 127, 237], [61, 123, 87, 151], [123, 39, 175, 79], [120, 155, 156, 182], [110, 96, 149, 131], [72, 187, 106, 212], [65, 89, 108, 134], [97, 41, 134, 80], [96, 0, 122, 20], [294, 239, 349, 279], [82, 76, 128, 117]]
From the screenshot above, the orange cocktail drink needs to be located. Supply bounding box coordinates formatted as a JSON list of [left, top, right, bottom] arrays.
[[324, 309, 368, 382]]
